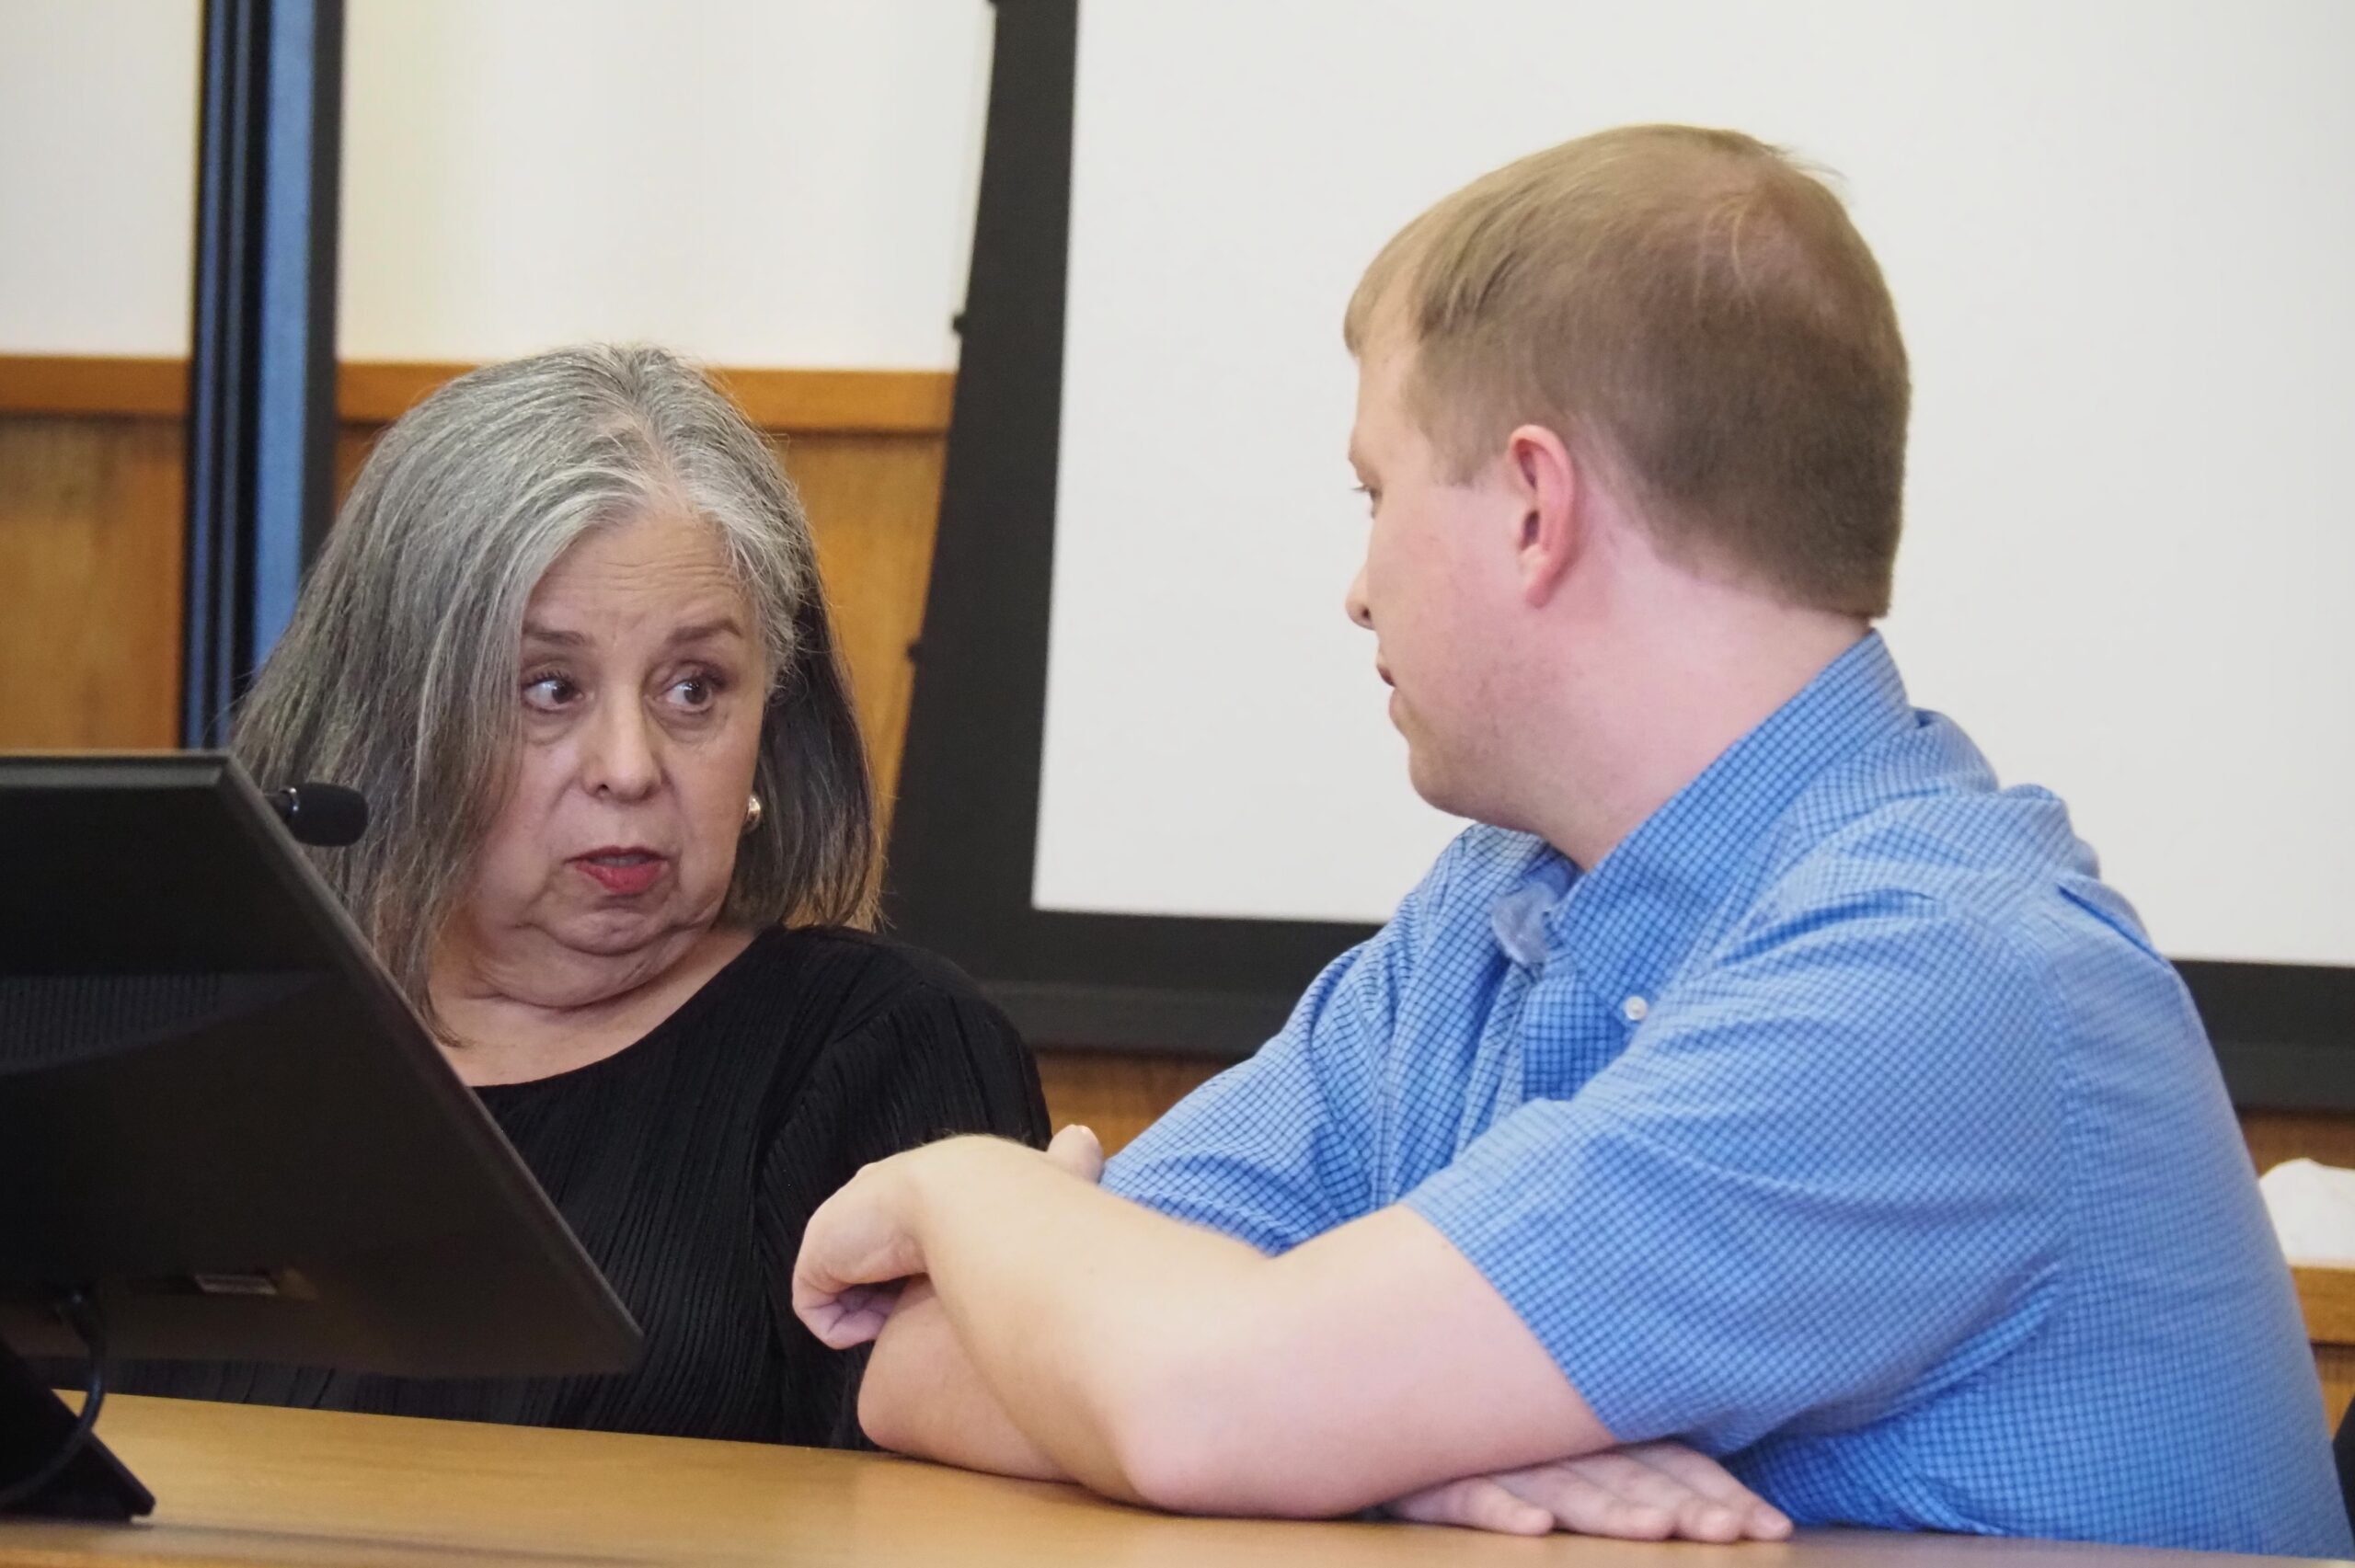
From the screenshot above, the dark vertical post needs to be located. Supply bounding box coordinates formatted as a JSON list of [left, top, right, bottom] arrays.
[[183, 0, 344, 748]]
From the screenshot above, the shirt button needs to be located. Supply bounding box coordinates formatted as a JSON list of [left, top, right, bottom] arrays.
[[1622, 995, 1649, 1024]]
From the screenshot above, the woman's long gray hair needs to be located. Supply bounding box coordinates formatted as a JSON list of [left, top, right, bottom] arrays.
[[233, 344, 877, 1024]]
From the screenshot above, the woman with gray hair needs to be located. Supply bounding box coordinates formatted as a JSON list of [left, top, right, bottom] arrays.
[[120, 344, 1047, 1445]]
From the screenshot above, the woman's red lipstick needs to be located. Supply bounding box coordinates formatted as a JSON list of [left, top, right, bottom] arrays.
[[572, 846, 668, 897]]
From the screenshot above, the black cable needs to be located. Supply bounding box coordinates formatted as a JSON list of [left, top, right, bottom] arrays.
[[0, 1290, 108, 1512]]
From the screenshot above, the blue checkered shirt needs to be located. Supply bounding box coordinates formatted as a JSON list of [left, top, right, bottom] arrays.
[[1104, 634, 2348, 1555]]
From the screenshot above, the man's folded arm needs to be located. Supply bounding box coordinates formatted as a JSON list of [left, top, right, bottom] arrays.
[[853, 1001, 1381, 1482], [858, 1278, 1067, 1480], [856, 888, 1423, 1470], [817, 1140, 1617, 1516]]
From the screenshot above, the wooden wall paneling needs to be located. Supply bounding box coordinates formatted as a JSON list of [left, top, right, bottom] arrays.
[[1032, 1049, 1227, 1154], [2294, 1266, 2355, 1429], [0, 356, 187, 418], [2314, 1345, 2355, 1434], [332, 424, 382, 499], [0, 415, 184, 750], [714, 369, 957, 438], [2242, 1111, 2355, 1178], [782, 432, 947, 818], [0, 357, 955, 435]]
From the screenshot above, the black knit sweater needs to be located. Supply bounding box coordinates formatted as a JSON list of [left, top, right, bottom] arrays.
[[107, 926, 1048, 1447]]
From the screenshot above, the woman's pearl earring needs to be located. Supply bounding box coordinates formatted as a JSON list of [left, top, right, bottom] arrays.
[[742, 793, 764, 835]]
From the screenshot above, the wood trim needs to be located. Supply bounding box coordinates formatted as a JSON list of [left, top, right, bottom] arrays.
[[0, 355, 955, 435], [706, 366, 956, 437], [332, 360, 479, 424], [2294, 1265, 2355, 1346], [0, 354, 190, 418]]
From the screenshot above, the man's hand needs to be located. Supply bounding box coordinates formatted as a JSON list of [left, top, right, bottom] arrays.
[[1043, 1123, 1106, 1183], [853, 1126, 1110, 1480], [797, 1128, 1107, 1351], [1387, 1444, 1792, 1541], [793, 1149, 936, 1349]]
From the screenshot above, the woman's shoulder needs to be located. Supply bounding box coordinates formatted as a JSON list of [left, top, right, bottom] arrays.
[[731, 927, 1044, 1150], [722, 923, 1011, 1045]]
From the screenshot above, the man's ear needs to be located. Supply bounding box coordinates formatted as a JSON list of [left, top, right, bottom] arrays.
[[1505, 424, 1580, 606]]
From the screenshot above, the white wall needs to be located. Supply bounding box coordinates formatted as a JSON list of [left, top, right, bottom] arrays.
[[0, 0, 992, 367], [1033, 0, 2355, 969], [0, 0, 202, 354]]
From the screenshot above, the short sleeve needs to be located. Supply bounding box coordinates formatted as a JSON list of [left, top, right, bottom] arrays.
[[1404, 891, 2068, 1454], [1101, 834, 1479, 1253], [1100, 946, 1383, 1252], [753, 975, 1049, 1447]]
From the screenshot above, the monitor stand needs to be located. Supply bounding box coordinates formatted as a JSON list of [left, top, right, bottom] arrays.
[[0, 1335, 153, 1522]]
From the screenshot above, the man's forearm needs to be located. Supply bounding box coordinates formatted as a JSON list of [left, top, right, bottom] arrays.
[[806, 1136, 1612, 1517], [859, 1278, 1066, 1480], [901, 1139, 1275, 1505]]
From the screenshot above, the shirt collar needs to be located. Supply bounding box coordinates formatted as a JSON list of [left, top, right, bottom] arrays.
[[1499, 632, 1914, 1006]]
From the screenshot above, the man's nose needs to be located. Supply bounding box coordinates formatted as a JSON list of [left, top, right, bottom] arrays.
[[1344, 564, 1373, 630]]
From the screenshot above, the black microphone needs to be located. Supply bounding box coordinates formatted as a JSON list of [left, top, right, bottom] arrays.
[[266, 784, 370, 847]]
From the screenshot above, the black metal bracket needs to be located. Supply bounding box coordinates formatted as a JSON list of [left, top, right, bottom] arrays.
[[182, 0, 345, 748]]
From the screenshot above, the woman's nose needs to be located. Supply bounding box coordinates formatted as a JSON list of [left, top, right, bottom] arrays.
[[1344, 564, 1373, 630], [581, 698, 661, 800]]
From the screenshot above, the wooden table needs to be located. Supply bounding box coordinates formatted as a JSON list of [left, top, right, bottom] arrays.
[[0, 1396, 2333, 1566]]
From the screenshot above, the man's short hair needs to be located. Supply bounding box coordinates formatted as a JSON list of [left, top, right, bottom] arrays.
[[1345, 124, 1910, 618]]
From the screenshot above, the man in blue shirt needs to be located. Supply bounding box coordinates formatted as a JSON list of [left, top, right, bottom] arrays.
[[792, 125, 2349, 1553]]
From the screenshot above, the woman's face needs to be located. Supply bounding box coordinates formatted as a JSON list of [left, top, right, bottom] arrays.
[[453, 508, 771, 1000]]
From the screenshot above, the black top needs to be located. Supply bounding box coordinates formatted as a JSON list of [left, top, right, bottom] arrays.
[[109, 926, 1048, 1446]]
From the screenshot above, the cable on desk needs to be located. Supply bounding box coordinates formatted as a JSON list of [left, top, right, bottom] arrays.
[[0, 1289, 109, 1512]]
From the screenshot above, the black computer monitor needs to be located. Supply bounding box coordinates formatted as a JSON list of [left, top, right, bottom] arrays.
[[0, 753, 642, 1517]]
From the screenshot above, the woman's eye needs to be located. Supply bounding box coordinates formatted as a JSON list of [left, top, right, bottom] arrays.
[[523, 674, 577, 711], [670, 674, 720, 711]]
